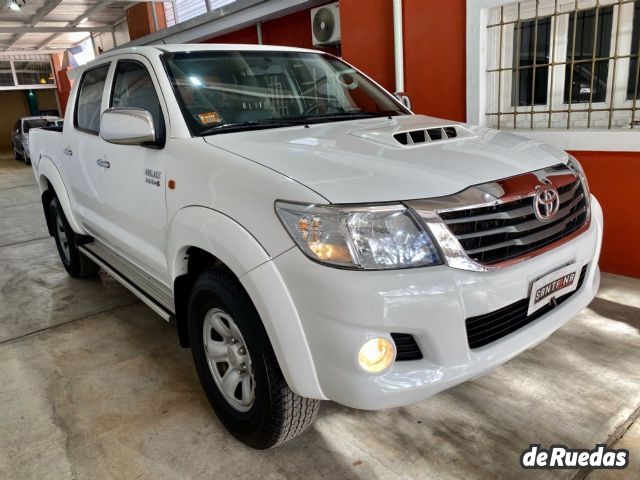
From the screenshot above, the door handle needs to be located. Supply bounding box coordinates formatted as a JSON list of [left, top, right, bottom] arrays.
[[63, 147, 73, 156], [96, 158, 110, 168]]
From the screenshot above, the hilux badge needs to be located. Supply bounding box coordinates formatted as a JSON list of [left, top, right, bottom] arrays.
[[533, 184, 560, 221], [145, 168, 162, 187]]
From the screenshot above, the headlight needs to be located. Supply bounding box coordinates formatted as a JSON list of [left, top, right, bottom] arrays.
[[275, 201, 441, 270], [567, 155, 591, 220]]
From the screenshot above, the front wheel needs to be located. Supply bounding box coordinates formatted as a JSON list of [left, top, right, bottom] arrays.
[[49, 198, 99, 278], [188, 269, 320, 449], [13, 146, 23, 162]]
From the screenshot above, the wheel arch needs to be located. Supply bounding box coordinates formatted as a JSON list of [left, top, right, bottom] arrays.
[[168, 206, 273, 348], [168, 206, 324, 399], [37, 156, 85, 235]]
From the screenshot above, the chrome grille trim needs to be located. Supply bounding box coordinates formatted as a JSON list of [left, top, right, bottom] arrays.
[[406, 163, 591, 272], [455, 194, 584, 240], [464, 207, 586, 255], [442, 204, 534, 224]]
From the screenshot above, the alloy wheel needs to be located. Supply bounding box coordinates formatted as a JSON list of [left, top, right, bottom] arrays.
[[202, 308, 256, 412], [54, 210, 71, 263]]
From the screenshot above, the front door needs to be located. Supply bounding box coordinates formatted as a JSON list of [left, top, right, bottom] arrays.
[[96, 57, 169, 281]]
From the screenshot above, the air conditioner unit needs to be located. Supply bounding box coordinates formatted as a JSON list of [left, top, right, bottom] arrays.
[[311, 2, 341, 47]]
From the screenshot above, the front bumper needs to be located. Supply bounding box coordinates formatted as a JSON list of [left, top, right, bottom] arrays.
[[269, 196, 603, 410]]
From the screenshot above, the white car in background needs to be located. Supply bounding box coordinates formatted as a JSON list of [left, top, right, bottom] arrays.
[[29, 45, 602, 449]]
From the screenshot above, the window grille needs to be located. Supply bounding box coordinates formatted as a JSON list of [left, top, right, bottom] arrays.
[[485, 0, 640, 130]]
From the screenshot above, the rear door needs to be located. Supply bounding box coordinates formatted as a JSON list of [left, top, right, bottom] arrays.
[[62, 62, 112, 228], [97, 56, 169, 280]]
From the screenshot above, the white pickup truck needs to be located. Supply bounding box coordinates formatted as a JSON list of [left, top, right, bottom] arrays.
[[30, 44, 602, 449]]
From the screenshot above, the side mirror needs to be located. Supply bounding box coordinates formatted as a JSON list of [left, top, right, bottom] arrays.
[[100, 107, 156, 145], [393, 92, 412, 110]]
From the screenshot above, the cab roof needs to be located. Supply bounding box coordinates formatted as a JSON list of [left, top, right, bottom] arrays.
[[88, 43, 320, 63], [157, 44, 320, 54]]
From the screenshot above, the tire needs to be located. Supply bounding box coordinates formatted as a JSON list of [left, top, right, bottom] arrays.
[[49, 198, 100, 278], [13, 146, 23, 162], [188, 269, 320, 449], [24, 155, 31, 166]]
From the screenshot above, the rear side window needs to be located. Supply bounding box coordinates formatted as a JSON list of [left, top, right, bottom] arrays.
[[111, 61, 165, 145], [75, 64, 110, 134]]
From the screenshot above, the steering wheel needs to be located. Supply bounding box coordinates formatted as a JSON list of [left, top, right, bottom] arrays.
[[302, 103, 322, 115]]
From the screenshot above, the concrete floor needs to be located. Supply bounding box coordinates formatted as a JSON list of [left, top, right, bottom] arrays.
[[0, 153, 638, 480]]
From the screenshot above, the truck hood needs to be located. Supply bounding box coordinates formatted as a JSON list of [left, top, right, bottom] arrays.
[[204, 114, 569, 203]]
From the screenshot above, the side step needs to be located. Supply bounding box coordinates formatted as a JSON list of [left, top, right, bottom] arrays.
[[79, 242, 175, 322]]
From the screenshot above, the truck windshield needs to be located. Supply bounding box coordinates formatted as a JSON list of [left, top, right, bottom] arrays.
[[162, 51, 409, 136]]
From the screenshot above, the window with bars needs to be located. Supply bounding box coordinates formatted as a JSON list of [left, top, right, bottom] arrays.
[[486, 0, 640, 130]]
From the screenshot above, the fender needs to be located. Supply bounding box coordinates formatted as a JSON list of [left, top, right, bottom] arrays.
[[167, 206, 274, 280], [167, 206, 325, 400], [242, 259, 326, 400], [37, 156, 86, 235]]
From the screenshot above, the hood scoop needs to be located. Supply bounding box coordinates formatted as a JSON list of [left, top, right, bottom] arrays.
[[350, 121, 476, 148], [394, 125, 473, 146]]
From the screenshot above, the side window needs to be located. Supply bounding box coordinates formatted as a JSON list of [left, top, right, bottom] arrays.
[[111, 61, 165, 145], [75, 64, 110, 134]]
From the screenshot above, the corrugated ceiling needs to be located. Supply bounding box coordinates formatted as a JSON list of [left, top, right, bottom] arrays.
[[0, 0, 131, 51]]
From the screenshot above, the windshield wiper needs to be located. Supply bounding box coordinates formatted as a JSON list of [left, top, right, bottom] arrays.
[[294, 111, 400, 123], [200, 119, 308, 136], [199, 111, 401, 136]]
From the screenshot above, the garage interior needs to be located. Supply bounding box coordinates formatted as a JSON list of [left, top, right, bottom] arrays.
[[1, 0, 639, 478]]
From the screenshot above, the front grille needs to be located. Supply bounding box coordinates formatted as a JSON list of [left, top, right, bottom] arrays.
[[465, 265, 588, 349], [391, 333, 423, 361], [438, 178, 588, 265]]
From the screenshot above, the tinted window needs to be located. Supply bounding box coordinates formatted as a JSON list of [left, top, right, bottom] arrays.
[[75, 64, 110, 134], [512, 17, 552, 106], [564, 6, 613, 104], [111, 61, 165, 144]]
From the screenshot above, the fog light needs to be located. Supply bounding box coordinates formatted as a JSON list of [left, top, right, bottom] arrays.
[[358, 338, 395, 373]]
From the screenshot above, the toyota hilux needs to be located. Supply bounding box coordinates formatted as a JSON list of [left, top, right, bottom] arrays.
[[29, 44, 602, 449]]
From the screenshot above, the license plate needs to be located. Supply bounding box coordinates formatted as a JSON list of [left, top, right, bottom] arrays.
[[527, 263, 580, 316]]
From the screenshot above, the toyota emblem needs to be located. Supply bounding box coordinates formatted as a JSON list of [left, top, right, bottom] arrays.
[[533, 184, 560, 221]]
